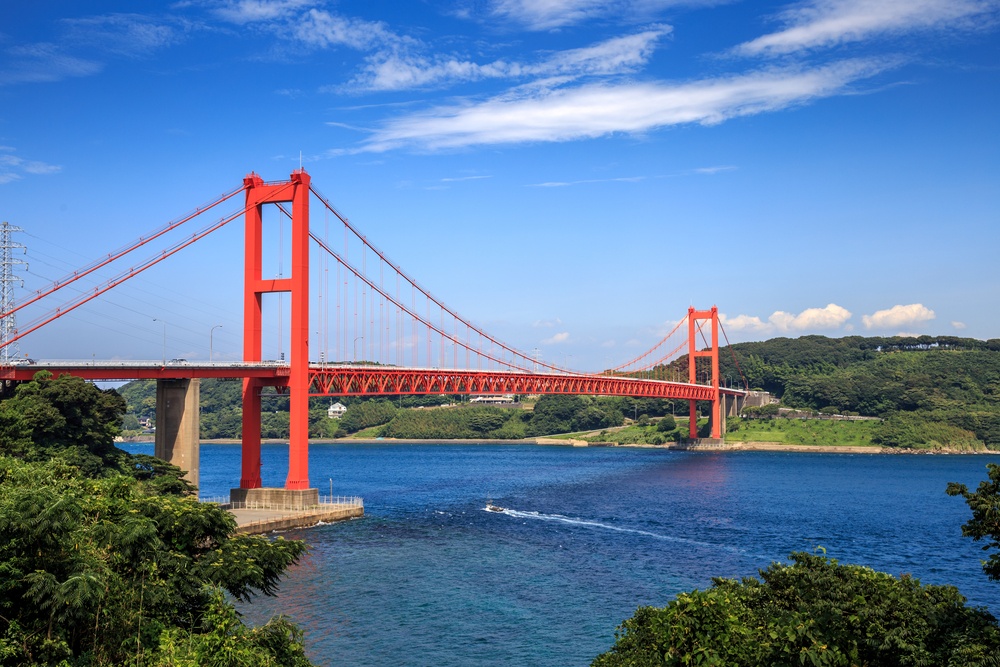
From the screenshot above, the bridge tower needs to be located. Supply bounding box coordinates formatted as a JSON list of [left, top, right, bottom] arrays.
[[241, 170, 311, 490], [687, 306, 722, 439]]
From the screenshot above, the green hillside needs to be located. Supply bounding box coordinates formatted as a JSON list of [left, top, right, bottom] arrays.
[[711, 335, 1000, 450]]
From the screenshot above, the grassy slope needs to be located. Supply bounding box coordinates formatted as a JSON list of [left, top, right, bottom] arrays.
[[728, 418, 880, 447]]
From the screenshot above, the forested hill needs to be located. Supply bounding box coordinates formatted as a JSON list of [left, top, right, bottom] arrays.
[[115, 334, 1000, 450], [712, 334, 1000, 448]]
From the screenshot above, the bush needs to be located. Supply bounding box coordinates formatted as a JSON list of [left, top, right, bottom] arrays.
[[873, 413, 984, 450], [593, 552, 1000, 667], [657, 415, 676, 432]]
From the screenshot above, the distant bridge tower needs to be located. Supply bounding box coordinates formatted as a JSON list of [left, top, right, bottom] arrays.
[[0, 222, 26, 365], [687, 306, 721, 440]]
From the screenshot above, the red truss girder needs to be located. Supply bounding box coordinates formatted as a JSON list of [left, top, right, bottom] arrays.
[[308, 368, 718, 401]]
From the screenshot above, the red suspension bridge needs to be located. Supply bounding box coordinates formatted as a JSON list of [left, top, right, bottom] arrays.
[[0, 169, 747, 495]]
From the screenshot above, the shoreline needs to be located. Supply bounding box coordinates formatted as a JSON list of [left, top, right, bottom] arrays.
[[120, 436, 998, 455]]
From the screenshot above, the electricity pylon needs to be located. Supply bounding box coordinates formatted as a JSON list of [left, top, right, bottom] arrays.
[[0, 222, 27, 364]]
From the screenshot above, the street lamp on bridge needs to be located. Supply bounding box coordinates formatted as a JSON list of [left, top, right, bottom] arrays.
[[153, 317, 166, 364], [210, 324, 222, 362], [353, 336, 364, 363]]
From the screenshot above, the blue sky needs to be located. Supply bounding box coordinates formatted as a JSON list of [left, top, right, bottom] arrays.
[[1, 0, 998, 369]]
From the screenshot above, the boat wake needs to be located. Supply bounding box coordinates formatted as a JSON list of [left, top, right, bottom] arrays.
[[495, 508, 748, 555]]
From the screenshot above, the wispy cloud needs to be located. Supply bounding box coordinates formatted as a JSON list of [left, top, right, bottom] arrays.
[[694, 165, 737, 174], [542, 331, 571, 344], [721, 303, 852, 333], [0, 12, 186, 86], [736, 0, 999, 56], [291, 8, 414, 51], [62, 13, 184, 57], [357, 59, 888, 151], [529, 176, 645, 187], [489, 0, 712, 30], [211, 0, 317, 25], [441, 175, 491, 182], [349, 26, 671, 92], [0, 43, 102, 85], [862, 303, 935, 329], [0, 147, 62, 184], [952, 321, 967, 330]]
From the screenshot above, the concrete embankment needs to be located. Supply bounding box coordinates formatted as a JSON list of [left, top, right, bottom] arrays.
[[229, 503, 364, 535]]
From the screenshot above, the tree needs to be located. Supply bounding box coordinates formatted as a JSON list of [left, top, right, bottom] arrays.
[[0, 373, 314, 666], [0, 455, 311, 666], [947, 463, 1000, 581], [657, 415, 676, 432], [592, 552, 1000, 667], [0, 371, 126, 477]]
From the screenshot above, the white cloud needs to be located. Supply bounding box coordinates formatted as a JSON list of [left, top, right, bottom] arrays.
[[492, 0, 629, 29], [0, 43, 102, 85], [356, 54, 519, 91], [694, 165, 737, 174], [542, 331, 571, 344], [350, 27, 670, 92], [528, 176, 645, 187], [490, 0, 707, 30], [538, 26, 671, 77], [952, 321, 967, 330], [720, 314, 769, 332], [441, 175, 491, 182], [770, 303, 852, 331], [213, 0, 317, 25], [862, 303, 936, 329], [721, 303, 852, 333], [292, 9, 412, 51], [737, 0, 999, 56], [533, 318, 563, 328], [358, 59, 887, 151], [0, 148, 62, 184], [63, 14, 182, 56]]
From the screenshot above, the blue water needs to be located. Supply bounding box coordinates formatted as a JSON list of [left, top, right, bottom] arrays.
[[125, 443, 1000, 666]]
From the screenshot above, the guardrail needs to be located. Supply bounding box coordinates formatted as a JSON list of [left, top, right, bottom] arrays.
[[200, 495, 364, 511]]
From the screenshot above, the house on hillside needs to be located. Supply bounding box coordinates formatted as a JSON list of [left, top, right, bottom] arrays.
[[469, 394, 516, 405], [327, 401, 347, 419]]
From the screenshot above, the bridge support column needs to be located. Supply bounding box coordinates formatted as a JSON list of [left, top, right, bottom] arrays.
[[240, 378, 262, 488], [155, 378, 200, 488], [687, 306, 722, 440], [243, 169, 312, 490]]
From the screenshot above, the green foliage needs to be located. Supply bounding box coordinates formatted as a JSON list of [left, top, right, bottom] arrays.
[[593, 552, 1000, 667], [153, 588, 312, 666], [712, 336, 1000, 449], [947, 463, 1000, 582], [526, 395, 624, 436], [381, 405, 525, 439], [0, 455, 310, 666], [873, 412, 985, 450], [0, 378, 314, 666], [0, 372, 126, 475], [339, 399, 398, 433], [729, 417, 880, 448]]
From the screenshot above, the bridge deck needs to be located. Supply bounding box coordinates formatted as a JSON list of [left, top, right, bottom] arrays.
[[0, 362, 745, 400]]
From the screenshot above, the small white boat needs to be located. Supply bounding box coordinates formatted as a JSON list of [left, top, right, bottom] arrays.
[[485, 503, 505, 513]]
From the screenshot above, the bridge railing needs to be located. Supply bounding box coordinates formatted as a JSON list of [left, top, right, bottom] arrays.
[[200, 495, 365, 511]]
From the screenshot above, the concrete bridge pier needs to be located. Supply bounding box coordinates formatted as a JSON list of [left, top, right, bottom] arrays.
[[154, 378, 200, 488]]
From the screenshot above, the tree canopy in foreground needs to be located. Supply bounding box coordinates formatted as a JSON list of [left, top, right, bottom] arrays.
[[948, 462, 1000, 582], [592, 551, 1000, 667], [0, 373, 314, 666]]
